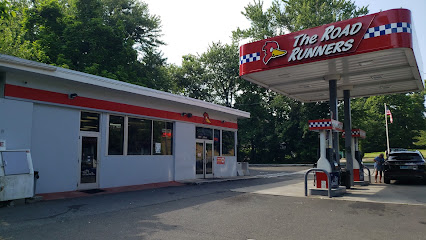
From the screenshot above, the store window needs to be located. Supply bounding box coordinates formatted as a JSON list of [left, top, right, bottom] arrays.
[[108, 115, 124, 155], [222, 131, 235, 156], [153, 121, 173, 155], [196, 127, 213, 140], [128, 118, 152, 155], [214, 129, 220, 156], [80, 112, 99, 132]]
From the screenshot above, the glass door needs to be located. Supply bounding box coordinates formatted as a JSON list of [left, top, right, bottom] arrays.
[[78, 134, 99, 189], [195, 140, 214, 178], [205, 142, 213, 177]]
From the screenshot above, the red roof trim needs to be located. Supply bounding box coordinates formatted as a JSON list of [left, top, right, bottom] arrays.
[[5, 84, 238, 129]]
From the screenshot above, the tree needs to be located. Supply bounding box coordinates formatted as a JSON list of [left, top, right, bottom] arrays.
[[0, 0, 47, 61], [271, 0, 368, 32], [137, 47, 174, 92], [168, 54, 213, 101], [351, 91, 426, 153], [233, 0, 277, 41], [233, 0, 368, 42], [1, 0, 172, 91], [0, 0, 15, 20], [200, 42, 240, 107]]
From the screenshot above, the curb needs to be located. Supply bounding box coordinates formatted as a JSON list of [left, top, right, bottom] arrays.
[[250, 164, 314, 167], [179, 176, 259, 185]]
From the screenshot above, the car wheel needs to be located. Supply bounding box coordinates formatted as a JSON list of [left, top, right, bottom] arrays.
[[384, 176, 390, 184]]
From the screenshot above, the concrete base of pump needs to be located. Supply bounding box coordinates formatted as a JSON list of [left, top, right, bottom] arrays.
[[354, 181, 369, 186], [309, 186, 346, 197]]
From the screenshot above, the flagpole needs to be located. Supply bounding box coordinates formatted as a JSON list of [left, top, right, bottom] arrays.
[[384, 103, 390, 156]]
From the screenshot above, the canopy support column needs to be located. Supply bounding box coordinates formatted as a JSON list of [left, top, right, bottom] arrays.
[[327, 76, 340, 169], [344, 89, 353, 187]]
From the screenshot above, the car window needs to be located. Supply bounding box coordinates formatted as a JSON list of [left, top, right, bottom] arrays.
[[388, 153, 422, 161]]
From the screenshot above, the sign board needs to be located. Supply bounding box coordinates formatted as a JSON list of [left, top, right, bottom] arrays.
[[308, 119, 343, 132], [155, 143, 161, 154], [342, 129, 366, 139], [239, 9, 424, 102], [217, 157, 225, 165]]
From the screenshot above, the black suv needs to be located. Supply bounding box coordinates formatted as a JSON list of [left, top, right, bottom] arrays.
[[383, 150, 426, 184]]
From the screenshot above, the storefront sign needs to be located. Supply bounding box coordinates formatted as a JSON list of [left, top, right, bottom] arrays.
[[238, 11, 391, 74], [217, 157, 225, 164], [287, 22, 362, 62]]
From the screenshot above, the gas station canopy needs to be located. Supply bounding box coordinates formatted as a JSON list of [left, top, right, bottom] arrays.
[[239, 9, 424, 102]]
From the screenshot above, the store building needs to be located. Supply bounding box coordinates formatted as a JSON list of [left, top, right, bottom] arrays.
[[0, 54, 250, 194]]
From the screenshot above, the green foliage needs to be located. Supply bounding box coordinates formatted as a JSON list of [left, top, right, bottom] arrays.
[[351, 90, 426, 153], [233, 0, 368, 42], [275, 0, 368, 32], [168, 54, 213, 101], [414, 130, 426, 148], [169, 42, 241, 106], [233, 0, 277, 41], [0, 0, 48, 61], [137, 48, 174, 92], [0, 0, 16, 20], [1, 0, 170, 91], [200, 42, 240, 107]]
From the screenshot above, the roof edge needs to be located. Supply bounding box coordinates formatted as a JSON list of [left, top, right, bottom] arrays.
[[0, 54, 250, 119]]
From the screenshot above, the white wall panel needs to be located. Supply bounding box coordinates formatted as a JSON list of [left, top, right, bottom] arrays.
[[31, 104, 79, 193]]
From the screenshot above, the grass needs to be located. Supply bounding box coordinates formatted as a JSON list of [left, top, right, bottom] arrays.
[[363, 149, 426, 162]]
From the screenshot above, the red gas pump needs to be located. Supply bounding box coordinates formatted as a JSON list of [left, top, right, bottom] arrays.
[[342, 129, 366, 183], [309, 119, 343, 189]]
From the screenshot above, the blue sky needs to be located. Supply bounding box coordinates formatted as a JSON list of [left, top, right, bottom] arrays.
[[145, 0, 425, 81]]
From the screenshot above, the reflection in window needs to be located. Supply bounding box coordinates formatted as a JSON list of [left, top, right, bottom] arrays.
[[153, 121, 173, 155], [128, 118, 152, 155], [196, 127, 213, 140], [80, 112, 100, 132], [108, 115, 124, 155], [214, 129, 220, 156], [222, 131, 235, 156]]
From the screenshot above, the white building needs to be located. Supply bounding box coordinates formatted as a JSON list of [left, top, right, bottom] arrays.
[[0, 54, 250, 194]]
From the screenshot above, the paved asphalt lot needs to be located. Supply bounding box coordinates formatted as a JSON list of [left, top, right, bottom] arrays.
[[1, 166, 426, 240]]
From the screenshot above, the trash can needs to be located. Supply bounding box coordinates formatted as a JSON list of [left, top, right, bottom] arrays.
[[340, 168, 351, 189]]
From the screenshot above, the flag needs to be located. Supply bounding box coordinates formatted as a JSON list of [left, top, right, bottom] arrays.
[[386, 109, 393, 123]]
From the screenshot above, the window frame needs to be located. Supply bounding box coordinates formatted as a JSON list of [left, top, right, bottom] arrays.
[[221, 130, 236, 157], [195, 126, 237, 157], [107, 114, 125, 155], [106, 114, 174, 156], [127, 117, 153, 155], [80, 111, 100, 132], [152, 120, 174, 155]]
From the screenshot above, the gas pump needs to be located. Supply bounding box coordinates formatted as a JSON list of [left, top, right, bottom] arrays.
[[309, 119, 343, 189], [342, 129, 366, 182]]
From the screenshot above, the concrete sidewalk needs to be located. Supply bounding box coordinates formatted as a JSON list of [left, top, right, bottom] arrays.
[[232, 178, 426, 206]]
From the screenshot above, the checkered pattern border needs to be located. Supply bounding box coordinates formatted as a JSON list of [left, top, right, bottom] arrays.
[[309, 121, 331, 128], [342, 129, 366, 138], [364, 22, 411, 39], [240, 52, 260, 65]]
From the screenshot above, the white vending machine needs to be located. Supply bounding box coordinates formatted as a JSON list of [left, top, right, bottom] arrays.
[[0, 143, 35, 201]]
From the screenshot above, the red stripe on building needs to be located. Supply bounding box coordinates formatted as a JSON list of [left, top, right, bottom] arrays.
[[5, 84, 238, 129]]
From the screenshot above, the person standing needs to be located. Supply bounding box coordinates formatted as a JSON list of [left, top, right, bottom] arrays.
[[374, 153, 385, 183]]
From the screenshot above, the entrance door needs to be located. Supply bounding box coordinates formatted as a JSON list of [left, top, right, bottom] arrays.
[[196, 140, 213, 178], [78, 133, 99, 189]]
